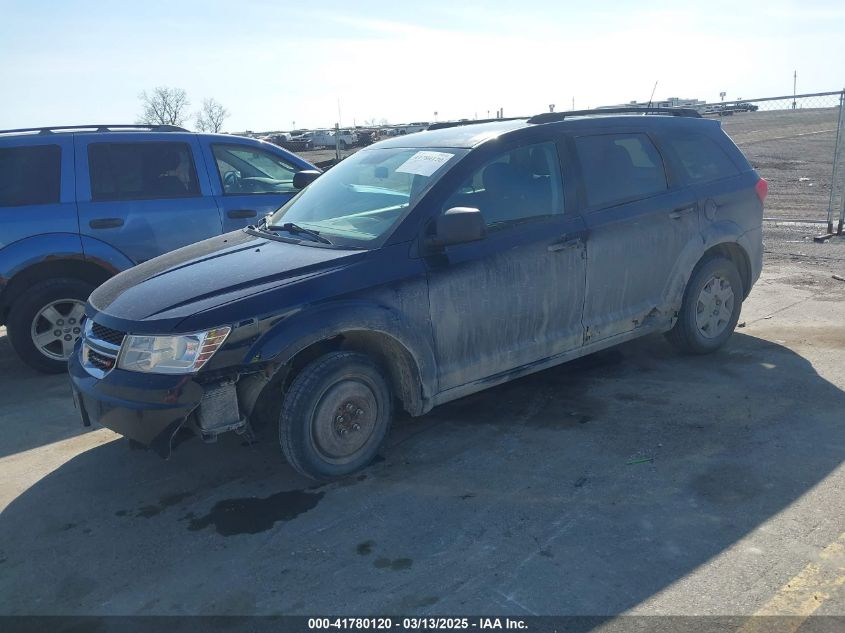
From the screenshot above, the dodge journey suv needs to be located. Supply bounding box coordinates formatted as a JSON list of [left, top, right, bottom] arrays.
[[70, 109, 766, 480], [0, 124, 316, 372]]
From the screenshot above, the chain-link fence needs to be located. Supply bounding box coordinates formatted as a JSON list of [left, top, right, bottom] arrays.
[[701, 91, 845, 233]]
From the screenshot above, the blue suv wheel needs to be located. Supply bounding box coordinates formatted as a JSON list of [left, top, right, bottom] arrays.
[[7, 278, 95, 373]]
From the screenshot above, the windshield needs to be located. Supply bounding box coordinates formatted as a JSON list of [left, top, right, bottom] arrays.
[[268, 147, 465, 247]]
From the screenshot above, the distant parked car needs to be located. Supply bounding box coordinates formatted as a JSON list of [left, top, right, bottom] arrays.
[[395, 122, 430, 135], [263, 133, 311, 152], [355, 129, 379, 146], [0, 124, 318, 372], [292, 130, 357, 150]]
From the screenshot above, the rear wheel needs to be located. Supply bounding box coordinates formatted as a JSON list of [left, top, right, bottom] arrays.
[[279, 351, 392, 481], [7, 278, 95, 373], [666, 256, 743, 354]]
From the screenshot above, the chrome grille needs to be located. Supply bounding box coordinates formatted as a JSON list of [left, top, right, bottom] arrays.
[[87, 349, 116, 372], [91, 322, 125, 346], [81, 320, 122, 378]]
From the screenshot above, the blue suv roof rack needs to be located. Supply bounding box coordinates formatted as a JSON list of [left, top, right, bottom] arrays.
[[0, 124, 189, 136], [527, 107, 702, 124]]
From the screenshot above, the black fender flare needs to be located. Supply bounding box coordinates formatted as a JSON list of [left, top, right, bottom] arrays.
[[248, 299, 438, 414]]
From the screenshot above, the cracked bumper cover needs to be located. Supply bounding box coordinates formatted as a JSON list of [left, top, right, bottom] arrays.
[[69, 352, 205, 457]]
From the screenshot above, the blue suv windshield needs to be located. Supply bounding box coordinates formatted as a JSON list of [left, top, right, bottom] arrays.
[[268, 147, 465, 247]]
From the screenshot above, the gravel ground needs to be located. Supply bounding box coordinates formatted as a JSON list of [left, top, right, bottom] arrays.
[[721, 108, 843, 222]]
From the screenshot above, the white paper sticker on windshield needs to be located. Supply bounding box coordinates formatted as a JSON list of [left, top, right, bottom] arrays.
[[395, 151, 453, 177]]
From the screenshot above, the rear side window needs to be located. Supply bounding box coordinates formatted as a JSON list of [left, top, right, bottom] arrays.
[[665, 133, 739, 183], [575, 133, 667, 208], [88, 142, 200, 201], [0, 145, 61, 207]]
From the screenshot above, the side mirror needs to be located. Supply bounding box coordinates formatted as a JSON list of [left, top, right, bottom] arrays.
[[293, 170, 321, 189], [426, 207, 486, 248]]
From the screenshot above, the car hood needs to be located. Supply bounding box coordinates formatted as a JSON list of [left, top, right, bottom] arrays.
[[88, 230, 367, 333]]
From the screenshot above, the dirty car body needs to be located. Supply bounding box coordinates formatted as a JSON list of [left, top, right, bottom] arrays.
[[70, 110, 765, 478]]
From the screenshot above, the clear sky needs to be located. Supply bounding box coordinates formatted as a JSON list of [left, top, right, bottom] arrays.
[[1, 0, 844, 132]]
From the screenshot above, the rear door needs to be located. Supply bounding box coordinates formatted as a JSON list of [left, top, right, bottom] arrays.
[[200, 141, 306, 232], [75, 133, 221, 264], [0, 134, 77, 252], [571, 128, 700, 342]]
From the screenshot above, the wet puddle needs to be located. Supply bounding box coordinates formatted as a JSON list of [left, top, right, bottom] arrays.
[[188, 489, 324, 536]]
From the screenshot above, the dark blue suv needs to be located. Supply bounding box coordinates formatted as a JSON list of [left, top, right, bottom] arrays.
[[69, 109, 766, 480], [0, 124, 317, 372]]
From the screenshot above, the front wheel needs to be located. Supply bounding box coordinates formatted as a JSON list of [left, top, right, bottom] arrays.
[[279, 351, 393, 480], [666, 256, 743, 354], [6, 278, 95, 373]]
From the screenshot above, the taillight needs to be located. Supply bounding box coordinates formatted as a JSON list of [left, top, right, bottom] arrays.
[[755, 178, 768, 204]]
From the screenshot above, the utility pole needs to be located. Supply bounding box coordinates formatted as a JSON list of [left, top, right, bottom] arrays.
[[792, 70, 797, 109], [572, 96, 575, 111], [335, 122, 340, 162]]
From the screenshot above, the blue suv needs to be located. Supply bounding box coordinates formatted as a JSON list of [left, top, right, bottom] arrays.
[[70, 109, 766, 480], [0, 124, 317, 372]]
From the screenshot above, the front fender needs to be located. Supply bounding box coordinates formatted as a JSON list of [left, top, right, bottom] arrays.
[[248, 298, 438, 406]]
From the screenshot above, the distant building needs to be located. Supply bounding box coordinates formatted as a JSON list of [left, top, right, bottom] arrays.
[[598, 97, 706, 110]]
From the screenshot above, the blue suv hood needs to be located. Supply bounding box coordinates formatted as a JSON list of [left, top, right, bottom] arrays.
[[87, 230, 366, 333]]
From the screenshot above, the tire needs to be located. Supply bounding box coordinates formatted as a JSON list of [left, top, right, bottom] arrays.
[[7, 278, 95, 373], [279, 351, 392, 481], [666, 256, 743, 355], [338, 140, 347, 150]]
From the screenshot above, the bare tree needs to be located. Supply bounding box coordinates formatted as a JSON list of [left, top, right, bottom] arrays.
[[195, 98, 230, 133], [138, 87, 191, 127]]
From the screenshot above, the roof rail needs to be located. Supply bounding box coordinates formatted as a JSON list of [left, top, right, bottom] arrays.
[[426, 117, 526, 131], [527, 107, 702, 124], [0, 124, 189, 136]]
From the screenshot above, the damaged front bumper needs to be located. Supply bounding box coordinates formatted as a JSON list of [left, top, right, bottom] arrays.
[[68, 352, 247, 457]]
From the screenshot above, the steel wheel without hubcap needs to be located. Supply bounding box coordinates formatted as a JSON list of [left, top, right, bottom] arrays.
[[279, 351, 392, 480], [694, 274, 734, 339], [311, 379, 378, 463], [30, 299, 86, 361]]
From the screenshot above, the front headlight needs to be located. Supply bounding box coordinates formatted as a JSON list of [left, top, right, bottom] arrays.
[[117, 327, 231, 374]]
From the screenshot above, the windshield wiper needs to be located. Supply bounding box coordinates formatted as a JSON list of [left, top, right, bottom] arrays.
[[265, 222, 333, 245]]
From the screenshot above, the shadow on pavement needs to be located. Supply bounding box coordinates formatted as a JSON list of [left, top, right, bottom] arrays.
[[0, 332, 92, 459], [0, 332, 843, 616]]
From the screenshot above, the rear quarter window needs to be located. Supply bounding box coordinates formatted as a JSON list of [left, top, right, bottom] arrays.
[[664, 133, 740, 184], [0, 145, 61, 207]]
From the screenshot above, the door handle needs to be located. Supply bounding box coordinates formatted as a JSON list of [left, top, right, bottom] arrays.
[[547, 233, 585, 252], [668, 206, 696, 219], [89, 218, 124, 229], [227, 209, 257, 219]]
